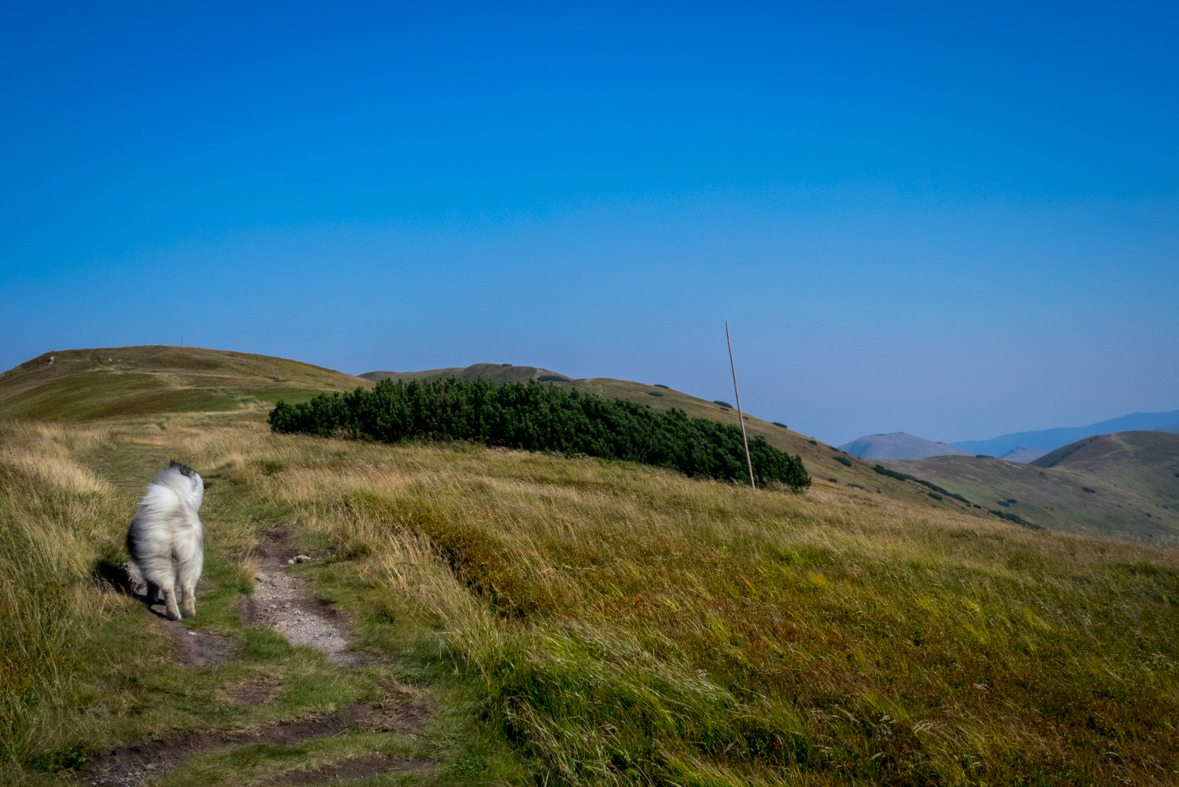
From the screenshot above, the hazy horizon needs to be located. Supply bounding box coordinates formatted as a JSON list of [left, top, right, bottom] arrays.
[[3, 2, 1176, 447]]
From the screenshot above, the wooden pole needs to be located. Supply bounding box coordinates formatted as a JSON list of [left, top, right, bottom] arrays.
[[726, 321, 756, 490]]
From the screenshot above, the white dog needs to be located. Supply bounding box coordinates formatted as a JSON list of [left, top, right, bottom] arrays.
[[126, 461, 206, 620]]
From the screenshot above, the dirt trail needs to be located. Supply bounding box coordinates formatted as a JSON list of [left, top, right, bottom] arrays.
[[233, 526, 369, 667], [125, 564, 235, 667], [81, 526, 431, 786]]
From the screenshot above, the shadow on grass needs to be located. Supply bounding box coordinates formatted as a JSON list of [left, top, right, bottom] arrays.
[[91, 555, 171, 619], [92, 556, 134, 596]]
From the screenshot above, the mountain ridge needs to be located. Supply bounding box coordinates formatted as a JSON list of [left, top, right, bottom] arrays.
[[952, 409, 1179, 456]]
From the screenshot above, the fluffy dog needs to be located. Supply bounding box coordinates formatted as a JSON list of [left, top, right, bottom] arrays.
[[126, 461, 206, 619]]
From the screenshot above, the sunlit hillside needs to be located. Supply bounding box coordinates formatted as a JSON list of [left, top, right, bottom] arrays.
[[1, 349, 1177, 786], [880, 431, 1179, 542], [0, 346, 372, 422], [363, 363, 986, 521]]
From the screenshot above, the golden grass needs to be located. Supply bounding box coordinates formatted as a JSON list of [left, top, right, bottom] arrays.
[[3, 415, 1179, 785]]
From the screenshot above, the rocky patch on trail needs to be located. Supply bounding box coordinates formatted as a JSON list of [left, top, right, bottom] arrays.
[[233, 526, 370, 666]]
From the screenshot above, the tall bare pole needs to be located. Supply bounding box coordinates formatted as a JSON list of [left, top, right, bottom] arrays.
[[726, 321, 756, 490]]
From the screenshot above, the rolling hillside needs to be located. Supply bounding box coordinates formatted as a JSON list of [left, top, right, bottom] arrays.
[[0, 346, 372, 422], [3, 349, 1179, 784], [880, 431, 1179, 541], [362, 364, 986, 517]]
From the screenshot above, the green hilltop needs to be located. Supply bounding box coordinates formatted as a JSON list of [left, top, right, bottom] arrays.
[[0, 345, 372, 422], [879, 430, 1179, 542]]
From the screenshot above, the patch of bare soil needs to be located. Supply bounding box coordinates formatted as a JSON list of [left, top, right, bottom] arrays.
[[80, 702, 433, 786], [160, 619, 234, 668], [233, 525, 371, 666], [122, 562, 234, 667], [267, 754, 435, 785]]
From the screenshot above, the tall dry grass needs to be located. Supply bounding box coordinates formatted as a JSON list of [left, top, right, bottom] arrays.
[[0, 424, 128, 761], [165, 425, 1179, 785], [4, 415, 1179, 785]]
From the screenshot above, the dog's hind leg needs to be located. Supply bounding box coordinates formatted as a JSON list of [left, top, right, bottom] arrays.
[[161, 584, 181, 620], [145, 579, 160, 607], [181, 579, 197, 618]]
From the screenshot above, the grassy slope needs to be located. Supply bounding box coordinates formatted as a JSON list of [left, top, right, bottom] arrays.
[[3, 414, 1179, 786], [878, 431, 1179, 542], [0, 346, 373, 422], [362, 364, 984, 522], [4, 351, 1179, 785]]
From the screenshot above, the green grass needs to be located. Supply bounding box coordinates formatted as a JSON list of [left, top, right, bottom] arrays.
[[0, 346, 371, 423], [879, 434, 1179, 542], [5, 352, 1179, 785], [0, 421, 523, 786], [8, 415, 1178, 785]]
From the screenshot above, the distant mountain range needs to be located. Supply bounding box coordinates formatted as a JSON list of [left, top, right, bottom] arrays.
[[841, 410, 1179, 463], [951, 410, 1179, 456]]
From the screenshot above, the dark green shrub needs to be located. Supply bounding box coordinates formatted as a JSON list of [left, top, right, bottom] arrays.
[[270, 379, 810, 491], [808, 439, 817, 446], [1083, 487, 1097, 494], [771, 421, 787, 428], [873, 465, 906, 481], [834, 455, 852, 467], [654, 384, 669, 389], [929, 492, 942, 501], [537, 375, 570, 382], [648, 391, 663, 397], [713, 400, 733, 409], [990, 509, 1041, 530]]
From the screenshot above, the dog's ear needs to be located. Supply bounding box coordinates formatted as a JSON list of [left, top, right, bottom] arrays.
[[169, 461, 196, 478]]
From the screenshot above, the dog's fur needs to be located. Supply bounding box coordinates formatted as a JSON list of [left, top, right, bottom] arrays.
[[126, 461, 206, 620]]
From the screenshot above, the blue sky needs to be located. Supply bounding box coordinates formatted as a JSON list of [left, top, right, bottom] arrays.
[[2, 1, 1176, 445]]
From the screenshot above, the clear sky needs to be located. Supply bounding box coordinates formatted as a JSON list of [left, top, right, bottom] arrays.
[[2, 1, 1176, 446]]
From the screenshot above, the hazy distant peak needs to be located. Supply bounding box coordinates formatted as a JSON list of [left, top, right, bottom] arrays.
[[838, 432, 973, 461]]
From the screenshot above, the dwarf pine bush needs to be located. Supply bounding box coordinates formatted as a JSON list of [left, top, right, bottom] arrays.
[[270, 378, 811, 491]]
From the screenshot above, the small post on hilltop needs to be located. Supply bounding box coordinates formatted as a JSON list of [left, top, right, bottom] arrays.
[[726, 321, 756, 490]]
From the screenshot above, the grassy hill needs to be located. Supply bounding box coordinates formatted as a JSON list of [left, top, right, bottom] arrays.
[[362, 364, 987, 519], [0, 346, 372, 422], [837, 432, 973, 460], [4, 401, 1179, 784], [879, 431, 1179, 542]]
